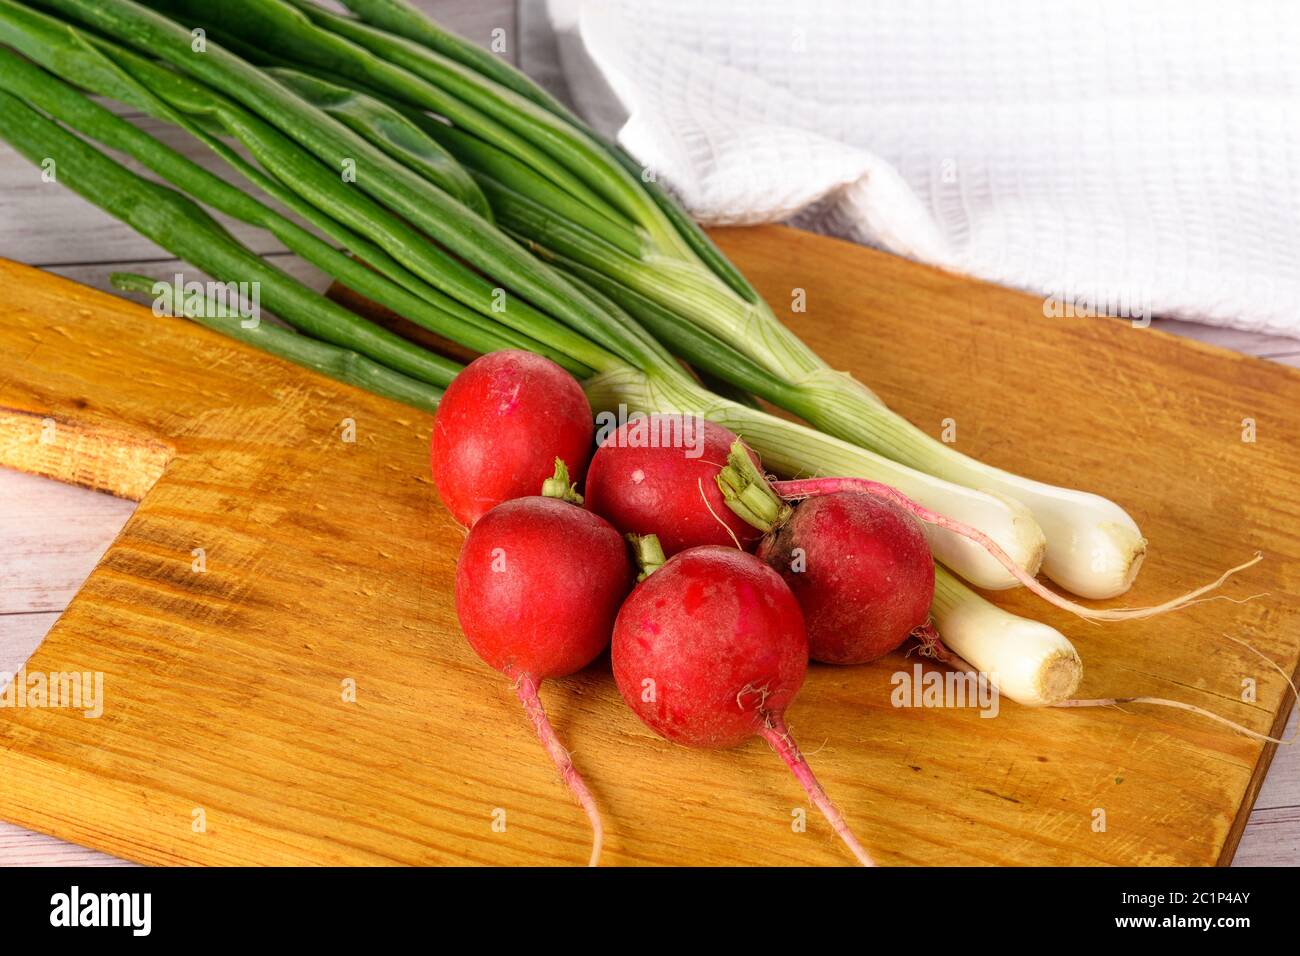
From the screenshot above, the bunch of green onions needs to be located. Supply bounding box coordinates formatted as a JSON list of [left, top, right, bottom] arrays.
[[0, 0, 1169, 705]]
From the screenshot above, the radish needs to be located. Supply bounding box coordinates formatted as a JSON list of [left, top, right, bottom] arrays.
[[758, 492, 935, 665], [611, 538, 875, 865], [455, 462, 634, 865], [584, 415, 762, 556], [432, 350, 594, 527]]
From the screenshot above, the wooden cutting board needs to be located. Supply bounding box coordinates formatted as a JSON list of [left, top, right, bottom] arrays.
[[1, 226, 1298, 866]]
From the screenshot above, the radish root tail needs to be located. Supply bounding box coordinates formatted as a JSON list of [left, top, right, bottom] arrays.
[[773, 477, 1262, 622], [759, 713, 876, 866], [513, 672, 605, 866]]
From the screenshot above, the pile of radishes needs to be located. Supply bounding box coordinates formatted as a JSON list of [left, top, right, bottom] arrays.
[[429, 351, 1280, 865], [433, 350, 962, 865]]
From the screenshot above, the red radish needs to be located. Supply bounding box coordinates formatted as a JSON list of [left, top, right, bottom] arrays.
[[711, 442, 934, 664], [432, 350, 594, 527], [612, 540, 874, 865], [584, 415, 762, 556], [455, 463, 633, 865], [759, 493, 935, 665]]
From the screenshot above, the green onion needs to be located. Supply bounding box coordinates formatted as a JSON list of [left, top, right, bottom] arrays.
[[6, 0, 1051, 590], [338, 0, 579, 119], [0, 42, 572, 372], [0, 85, 458, 389], [407, 116, 649, 259], [32, 0, 668, 376], [284, 0, 693, 256], [237, 65, 492, 219], [299, 0, 1154, 598], [7, 0, 1128, 600], [547, 253, 773, 410], [0, 1, 611, 377], [110, 273, 444, 412], [311, 0, 1150, 599], [142, 0, 634, 232], [333, 0, 761, 304], [248, 65, 489, 218]]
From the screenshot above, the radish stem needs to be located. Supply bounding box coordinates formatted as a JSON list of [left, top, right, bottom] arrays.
[[759, 714, 875, 867], [626, 533, 668, 581], [513, 672, 604, 867], [540, 458, 584, 505]]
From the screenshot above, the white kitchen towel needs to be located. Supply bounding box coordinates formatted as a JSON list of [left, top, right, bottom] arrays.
[[523, 0, 1300, 335]]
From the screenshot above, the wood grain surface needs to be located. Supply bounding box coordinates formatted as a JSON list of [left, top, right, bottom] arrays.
[[1, 227, 1298, 866]]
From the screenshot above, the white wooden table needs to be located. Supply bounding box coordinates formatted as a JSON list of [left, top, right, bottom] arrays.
[[1, 0, 1296, 867]]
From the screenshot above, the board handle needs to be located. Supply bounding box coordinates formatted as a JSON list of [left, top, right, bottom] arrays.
[[0, 407, 171, 502]]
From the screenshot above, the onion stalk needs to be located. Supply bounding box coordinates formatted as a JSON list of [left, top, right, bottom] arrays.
[[0, 2, 1046, 586], [472, 140, 1151, 599], [282, 0, 693, 257], [0, 0, 1044, 583], [82, 0, 1112, 596], [332, 0, 762, 303], [0, 41, 564, 371], [0, 83, 458, 390], [30, 0, 669, 378], [109, 274, 444, 411], [0, 2, 609, 376], [936, 570, 1292, 740]]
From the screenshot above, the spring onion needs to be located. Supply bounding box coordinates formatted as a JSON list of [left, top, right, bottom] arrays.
[[332, 0, 762, 304], [32, 0, 670, 378], [0, 42, 563, 371], [0, 84, 458, 389], [109, 273, 444, 411], [0, 1, 607, 376]]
